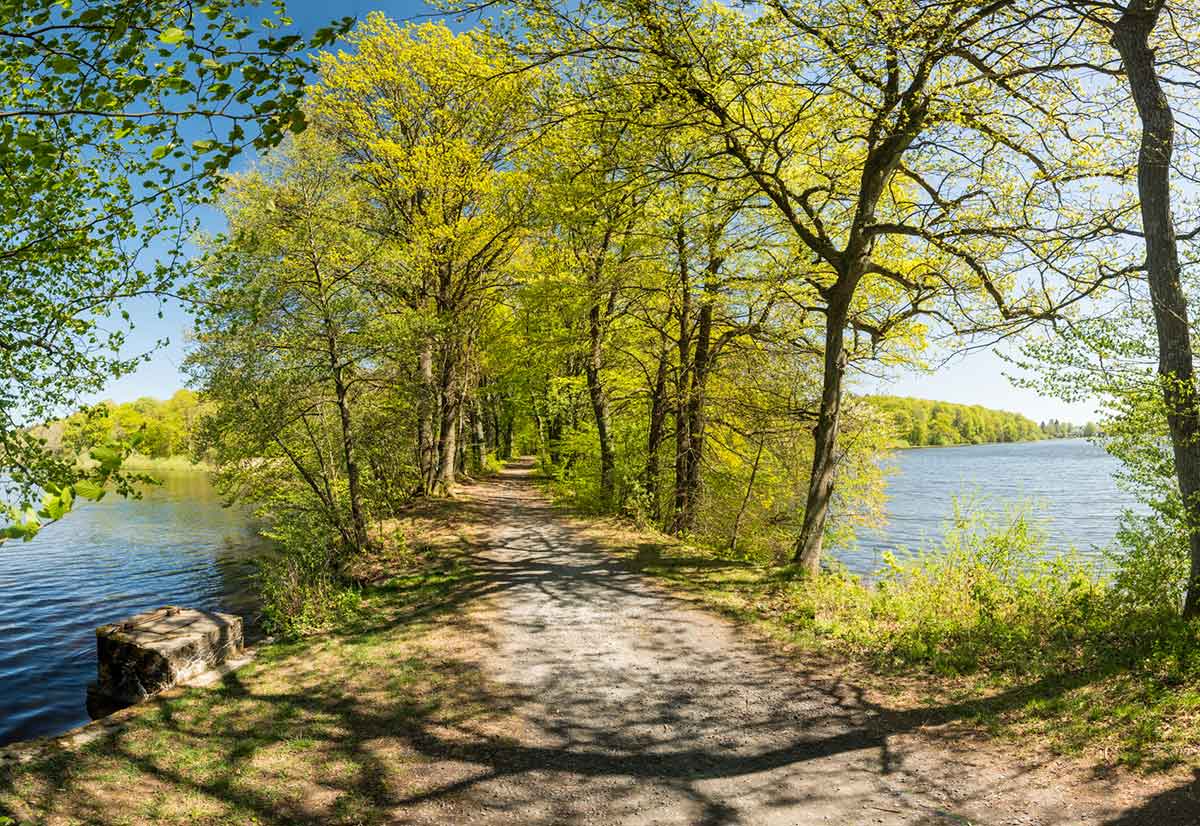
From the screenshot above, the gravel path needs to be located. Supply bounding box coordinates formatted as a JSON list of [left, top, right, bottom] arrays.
[[392, 461, 1199, 825]]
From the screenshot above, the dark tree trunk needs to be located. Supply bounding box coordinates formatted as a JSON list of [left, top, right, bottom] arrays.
[[682, 273, 717, 526], [644, 337, 670, 521], [672, 228, 693, 533], [548, 411, 562, 465], [416, 341, 437, 495], [1112, 0, 1200, 617], [586, 300, 616, 502], [792, 298, 850, 574], [331, 370, 368, 553]]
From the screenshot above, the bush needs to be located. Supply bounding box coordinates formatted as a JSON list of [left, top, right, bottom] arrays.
[[777, 501, 1108, 675], [258, 516, 361, 639]]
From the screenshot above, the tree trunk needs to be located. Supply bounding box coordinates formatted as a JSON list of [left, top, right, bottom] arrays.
[[731, 439, 764, 553], [683, 281, 715, 527], [792, 298, 850, 574], [416, 341, 437, 495], [1112, 0, 1200, 617], [645, 338, 670, 521], [548, 411, 562, 465], [435, 356, 458, 493], [331, 369, 368, 553], [586, 300, 616, 502], [672, 227, 693, 533], [470, 396, 486, 472]]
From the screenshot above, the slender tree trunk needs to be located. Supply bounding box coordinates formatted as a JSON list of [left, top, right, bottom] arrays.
[[586, 300, 616, 502], [683, 279, 716, 524], [416, 341, 437, 495], [436, 355, 458, 493], [331, 369, 368, 553], [645, 337, 670, 521], [548, 411, 562, 465], [470, 396, 486, 472], [731, 439, 765, 553], [456, 400, 467, 476], [672, 227, 693, 533], [792, 298, 850, 573], [1112, 0, 1200, 617]]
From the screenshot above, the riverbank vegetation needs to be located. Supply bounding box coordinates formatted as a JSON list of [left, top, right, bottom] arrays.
[[33, 392, 212, 467]]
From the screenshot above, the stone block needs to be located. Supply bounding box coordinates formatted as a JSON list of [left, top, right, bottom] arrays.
[[91, 606, 243, 708]]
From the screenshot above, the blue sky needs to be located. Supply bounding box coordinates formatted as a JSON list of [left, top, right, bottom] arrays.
[[88, 0, 1104, 425]]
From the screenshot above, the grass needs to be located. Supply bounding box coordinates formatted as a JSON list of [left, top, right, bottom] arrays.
[[73, 454, 214, 473], [0, 511, 488, 826], [119, 454, 214, 472], [555, 504, 1200, 774]]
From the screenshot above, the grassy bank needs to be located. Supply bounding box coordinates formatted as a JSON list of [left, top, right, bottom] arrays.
[[120, 454, 214, 472], [0, 511, 485, 826], [560, 505, 1200, 772], [73, 453, 214, 473]]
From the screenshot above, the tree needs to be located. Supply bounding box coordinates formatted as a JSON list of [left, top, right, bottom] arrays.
[[1, 0, 348, 540], [310, 15, 535, 495], [188, 132, 383, 553], [498, 0, 1128, 574], [1105, 0, 1200, 617]]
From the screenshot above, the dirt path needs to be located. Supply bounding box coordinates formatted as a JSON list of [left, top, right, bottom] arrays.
[[393, 461, 1198, 825]]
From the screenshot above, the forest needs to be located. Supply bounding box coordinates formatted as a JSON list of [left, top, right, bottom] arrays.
[[866, 396, 1044, 447], [5, 0, 1200, 801], [33, 391, 209, 464]]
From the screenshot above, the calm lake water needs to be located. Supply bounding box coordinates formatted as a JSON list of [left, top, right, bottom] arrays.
[[845, 438, 1140, 575], [0, 471, 266, 747]]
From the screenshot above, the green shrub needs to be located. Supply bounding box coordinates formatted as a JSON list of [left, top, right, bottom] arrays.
[[258, 515, 361, 639], [775, 501, 1107, 675]]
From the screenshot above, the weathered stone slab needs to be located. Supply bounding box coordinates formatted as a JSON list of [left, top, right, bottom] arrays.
[[90, 606, 243, 709]]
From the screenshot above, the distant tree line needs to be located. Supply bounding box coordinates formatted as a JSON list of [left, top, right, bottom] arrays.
[[1039, 419, 1101, 438], [867, 396, 1045, 447], [34, 391, 209, 462]]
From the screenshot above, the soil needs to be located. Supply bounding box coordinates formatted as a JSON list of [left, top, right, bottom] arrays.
[[388, 459, 1200, 825]]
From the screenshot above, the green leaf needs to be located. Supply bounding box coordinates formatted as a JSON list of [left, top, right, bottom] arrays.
[[158, 27, 188, 46], [73, 480, 105, 501], [90, 445, 121, 465]]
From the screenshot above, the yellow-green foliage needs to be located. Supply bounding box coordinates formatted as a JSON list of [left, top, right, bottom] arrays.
[[795, 504, 1105, 676], [38, 390, 209, 461], [866, 394, 1044, 447]]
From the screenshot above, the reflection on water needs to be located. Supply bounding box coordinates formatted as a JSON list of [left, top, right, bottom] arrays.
[[0, 471, 267, 746], [845, 438, 1142, 576]]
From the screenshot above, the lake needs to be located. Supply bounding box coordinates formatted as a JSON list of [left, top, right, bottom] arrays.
[[845, 438, 1140, 575], [0, 471, 266, 747]]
